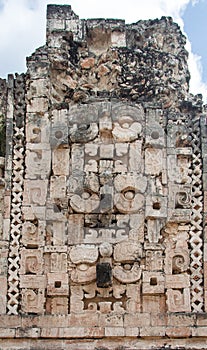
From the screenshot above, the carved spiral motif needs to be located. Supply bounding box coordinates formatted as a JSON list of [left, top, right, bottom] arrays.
[[22, 222, 36, 236], [172, 252, 189, 273], [175, 191, 191, 209], [25, 256, 39, 274], [25, 289, 37, 302]]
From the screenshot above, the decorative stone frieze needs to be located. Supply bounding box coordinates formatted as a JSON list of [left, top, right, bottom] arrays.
[[0, 4, 207, 349]]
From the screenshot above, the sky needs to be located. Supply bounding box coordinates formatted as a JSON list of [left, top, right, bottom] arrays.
[[0, 0, 206, 102]]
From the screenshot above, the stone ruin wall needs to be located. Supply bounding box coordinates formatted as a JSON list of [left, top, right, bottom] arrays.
[[0, 4, 207, 350]]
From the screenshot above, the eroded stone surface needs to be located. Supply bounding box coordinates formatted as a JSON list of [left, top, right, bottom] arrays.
[[0, 4, 207, 349]]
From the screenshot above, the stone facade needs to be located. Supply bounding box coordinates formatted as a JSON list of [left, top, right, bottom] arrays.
[[0, 4, 207, 349]]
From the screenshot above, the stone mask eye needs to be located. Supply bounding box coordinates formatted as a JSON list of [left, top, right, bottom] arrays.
[[81, 191, 91, 199], [55, 130, 63, 139], [78, 124, 90, 131], [122, 189, 135, 200], [151, 130, 159, 139]]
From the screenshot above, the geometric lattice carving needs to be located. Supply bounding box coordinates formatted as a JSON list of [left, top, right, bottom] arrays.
[[7, 74, 25, 314], [189, 116, 204, 312]]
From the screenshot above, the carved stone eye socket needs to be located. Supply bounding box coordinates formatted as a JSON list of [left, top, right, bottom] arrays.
[[150, 277, 157, 285], [33, 127, 40, 135], [55, 281, 61, 288], [151, 131, 159, 139], [153, 201, 161, 210], [78, 124, 89, 131], [123, 190, 135, 200], [28, 225, 36, 235], [81, 191, 91, 199], [123, 264, 131, 270], [122, 123, 130, 129], [78, 264, 89, 271], [55, 130, 63, 139]]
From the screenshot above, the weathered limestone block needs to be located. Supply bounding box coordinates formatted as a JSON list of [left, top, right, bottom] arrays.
[[0, 276, 7, 314], [23, 180, 48, 206], [142, 295, 166, 313], [27, 79, 49, 99], [145, 249, 163, 271], [47, 272, 69, 296], [142, 271, 165, 294], [21, 221, 45, 247], [25, 149, 51, 179], [114, 241, 142, 262], [145, 148, 164, 175], [165, 273, 190, 289], [50, 252, 67, 272], [21, 288, 45, 314], [51, 296, 68, 315], [26, 113, 50, 145], [166, 288, 191, 312], [167, 151, 192, 184], [165, 247, 190, 274], [52, 148, 70, 175], [46, 221, 67, 245], [27, 97, 49, 113], [19, 248, 43, 275], [20, 275, 46, 289], [68, 214, 84, 244], [50, 176, 66, 199], [70, 245, 98, 264]]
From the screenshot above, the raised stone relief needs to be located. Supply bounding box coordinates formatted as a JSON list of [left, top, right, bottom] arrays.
[[0, 3, 207, 347]]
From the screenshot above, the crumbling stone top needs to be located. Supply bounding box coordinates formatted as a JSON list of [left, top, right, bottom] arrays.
[[24, 4, 193, 110]]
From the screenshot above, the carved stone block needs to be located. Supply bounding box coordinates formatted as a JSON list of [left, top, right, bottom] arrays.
[[47, 272, 69, 296], [142, 271, 165, 294], [21, 221, 45, 248], [25, 149, 51, 179], [21, 288, 45, 314], [145, 250, 163, 271], [166, 288, 191, 312], [50, 252, 67, 272], [52, 148, 70, 175], [23, 180, 48, 206], [19, 248, 43, 275], [145, 148, 163, 175], [0, 276, 7, 314], [51, 297, 68, 315]]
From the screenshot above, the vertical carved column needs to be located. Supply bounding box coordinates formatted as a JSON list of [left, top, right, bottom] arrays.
[[201, 114, 207, 311], [0, 78, 9, 315], [189, 114, 204, 312], [7, 74, 26, 315]]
